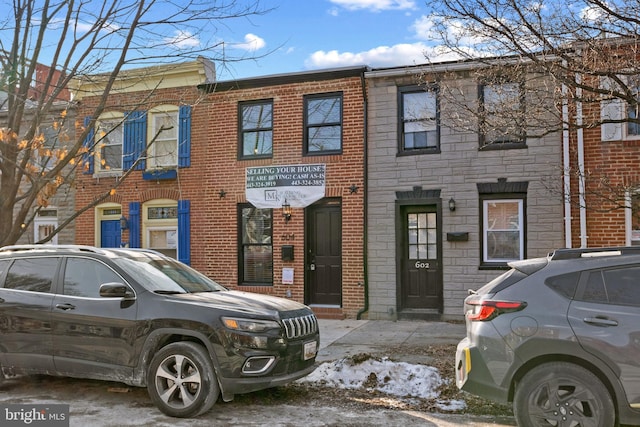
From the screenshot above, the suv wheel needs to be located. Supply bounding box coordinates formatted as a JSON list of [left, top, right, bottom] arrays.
[[514, 362, 615, 427], [147, 342, 220, 418]]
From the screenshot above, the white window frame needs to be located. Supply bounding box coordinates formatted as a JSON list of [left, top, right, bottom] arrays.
[[482, 199, 524, 263], [34, 208, 58, 244], [142, 199, 178, 258], [95, 112, 124, 175], [147, 106, 179, 169], [600, 74, 640, 141], [625, 190, 640, 246]]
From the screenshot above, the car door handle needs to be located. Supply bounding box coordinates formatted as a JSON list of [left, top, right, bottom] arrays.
[[55, 303, 76, 311], [583, 317, 618, 327]]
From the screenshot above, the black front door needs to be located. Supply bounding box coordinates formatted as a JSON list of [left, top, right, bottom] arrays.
[[306, 200, 342, 306], [399, 206, 442, 311]]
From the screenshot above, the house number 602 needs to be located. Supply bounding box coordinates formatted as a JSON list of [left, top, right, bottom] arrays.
[[415, 261, 430, 269]]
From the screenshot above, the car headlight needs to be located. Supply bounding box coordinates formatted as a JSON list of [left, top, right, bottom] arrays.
[[221, 317, 280, 333]]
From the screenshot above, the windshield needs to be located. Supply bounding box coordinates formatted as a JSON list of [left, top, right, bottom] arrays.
[[112, 252, 227, 293]]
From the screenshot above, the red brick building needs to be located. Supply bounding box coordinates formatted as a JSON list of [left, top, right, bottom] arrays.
[[565, 67, 640, 248], [74, 62, 367, 319]]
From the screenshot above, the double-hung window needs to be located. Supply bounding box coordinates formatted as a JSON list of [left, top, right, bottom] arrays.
[[601, 75, 640, 141], [148, 109, 178, 169], [304, 92, 342, 154], [239, 205, 273, 285], [479, 81, 525, 148], [625, 190, 640, 245], [239, 100, 273, 159], [96, 115, 123, 172], [399, 86, 439, 154], [478, 180, 528, 268]]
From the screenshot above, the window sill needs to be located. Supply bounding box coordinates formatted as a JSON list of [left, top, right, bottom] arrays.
[[397, 148, 441, 156], [93, 170, 123, 178], [479, 142, 527, 151], [478, 263, 511, 271]]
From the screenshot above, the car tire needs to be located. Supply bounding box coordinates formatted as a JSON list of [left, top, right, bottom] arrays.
[[514, 361, 616, 427], [147, 342, 219, 418]]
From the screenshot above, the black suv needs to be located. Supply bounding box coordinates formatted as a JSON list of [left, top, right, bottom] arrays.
[[456, 247, 640, 427], [0, 245, 319, 418]]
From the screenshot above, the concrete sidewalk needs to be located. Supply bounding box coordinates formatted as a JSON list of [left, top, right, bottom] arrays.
[[316, 319, 466, 362]]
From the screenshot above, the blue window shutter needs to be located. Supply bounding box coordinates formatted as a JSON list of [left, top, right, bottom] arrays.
[[128, 202, 141, 248], [123, 111, 147, 170], [82, 116, 94, 174], [178, 200, 191, 265], [178, 105, 191, 167]]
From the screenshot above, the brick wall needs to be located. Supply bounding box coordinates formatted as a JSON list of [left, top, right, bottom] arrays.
[[75, 72, 366, 319]]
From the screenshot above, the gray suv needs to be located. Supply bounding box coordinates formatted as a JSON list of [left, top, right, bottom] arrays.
[[0, 245, 319, 418], [456, 247, 640, 427]]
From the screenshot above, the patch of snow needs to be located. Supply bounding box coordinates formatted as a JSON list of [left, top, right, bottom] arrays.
[[298, 355, 466, 411]]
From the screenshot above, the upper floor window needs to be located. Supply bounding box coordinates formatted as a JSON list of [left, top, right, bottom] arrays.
[[239, 100, 273, 159], [601, 75, 640, 141], [95, 113, 123, 172], [37, 125, 60, 170], [479, 81, 525, 148], [304, 92, 342, 154], [148, 107, 178, 169], [399, 86, 439, 154]]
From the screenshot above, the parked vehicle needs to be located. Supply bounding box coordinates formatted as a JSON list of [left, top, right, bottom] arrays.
[[0, 245, 319, 418], [455, 247, 640, 427]]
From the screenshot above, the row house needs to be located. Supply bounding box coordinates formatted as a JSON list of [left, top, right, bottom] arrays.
[[74, 62, 367, 319], [567, 62, 640, 248], [1, 58, 75, 246], [365, 62, 566, 320]]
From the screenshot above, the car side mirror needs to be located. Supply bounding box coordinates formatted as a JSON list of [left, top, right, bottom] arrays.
[[99, 282, 135, 299]]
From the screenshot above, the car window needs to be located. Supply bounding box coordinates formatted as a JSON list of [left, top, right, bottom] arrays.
[[545, 272, 580, 299], [582, 271, 608, 303], [580, 266, 640, 307], [112, 253, 227, 293], [4, 257, 58, 292], [603, 266, 640, 306], [0, 260, 9, 279], [63, 257, 124, 298]]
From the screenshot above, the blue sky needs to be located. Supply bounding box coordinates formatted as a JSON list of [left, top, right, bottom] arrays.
[[214, 0, 444, 80]]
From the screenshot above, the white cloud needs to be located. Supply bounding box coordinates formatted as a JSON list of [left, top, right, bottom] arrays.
[[329, 0, 417, 12], [164, 30, 200, 48], [234, 33, 266, 52], [304, 42, 461, 69]]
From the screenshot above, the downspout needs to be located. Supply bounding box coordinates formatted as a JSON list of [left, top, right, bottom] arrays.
[[575, 73, 588, 247], [357, 70, 369, 319], [562, 77, 572, 248]]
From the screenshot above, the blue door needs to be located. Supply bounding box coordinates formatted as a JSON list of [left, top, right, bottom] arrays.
[[101, 220, 121, 248]]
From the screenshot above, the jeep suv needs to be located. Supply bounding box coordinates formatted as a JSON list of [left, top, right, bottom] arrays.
[[455, 247, 640, 427], [0, 245, 319, 418]]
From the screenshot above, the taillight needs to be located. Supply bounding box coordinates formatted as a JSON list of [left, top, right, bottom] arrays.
[[466, 300, 526, 321]]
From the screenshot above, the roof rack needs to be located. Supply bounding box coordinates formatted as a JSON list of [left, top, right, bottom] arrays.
[[0, 244, 103, 254], [551, 246, 640, 260]]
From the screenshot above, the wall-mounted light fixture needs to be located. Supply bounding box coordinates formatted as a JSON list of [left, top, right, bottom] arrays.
[[282, 199, 292, 222], [448, 198, 456, 212], [120, 215, 129, 230]]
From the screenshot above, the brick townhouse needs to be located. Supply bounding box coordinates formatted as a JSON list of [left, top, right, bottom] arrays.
[[566, 52, 640, 248], [74, 62, 367, 319], [1, 60, 75, 245], [364, 62, 566, 320]]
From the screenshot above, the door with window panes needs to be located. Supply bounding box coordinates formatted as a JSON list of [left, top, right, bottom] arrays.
[[400, 206, 442, 310]]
